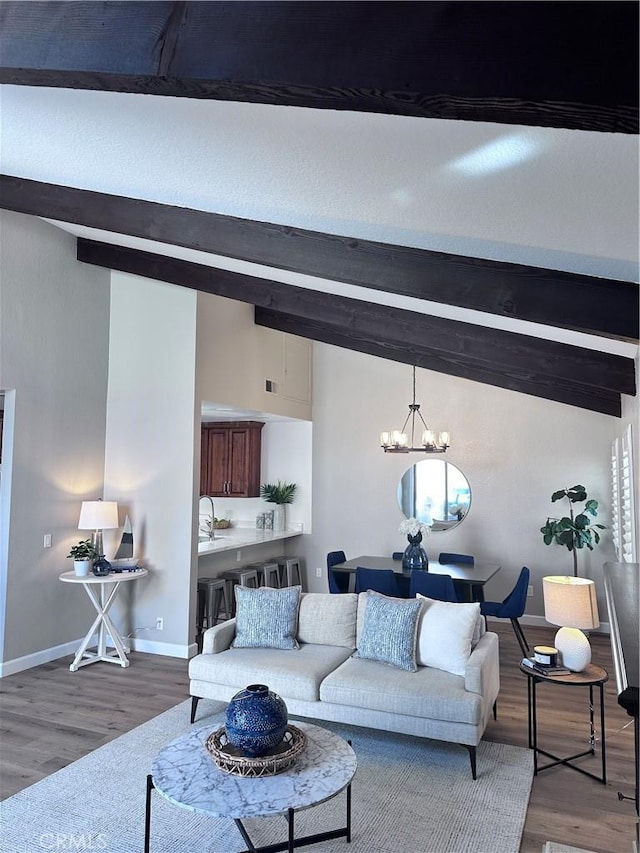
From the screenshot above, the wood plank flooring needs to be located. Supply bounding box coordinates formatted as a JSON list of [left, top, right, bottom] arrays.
[[0, 623, 636, 852]]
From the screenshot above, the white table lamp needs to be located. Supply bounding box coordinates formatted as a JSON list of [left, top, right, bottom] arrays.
[[78, 500, 119, 557], [542, 575, 600, 671]]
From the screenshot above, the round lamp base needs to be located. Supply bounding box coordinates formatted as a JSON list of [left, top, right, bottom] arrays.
[[554, 626, 591, 671]]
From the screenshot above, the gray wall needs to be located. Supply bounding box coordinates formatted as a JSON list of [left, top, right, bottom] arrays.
[[0, 211, 110, 667]]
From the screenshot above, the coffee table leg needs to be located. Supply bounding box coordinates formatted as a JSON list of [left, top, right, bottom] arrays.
[[287, 807, 294, 853], [145, 774, 154, 853], [234, 819, 258, 852]]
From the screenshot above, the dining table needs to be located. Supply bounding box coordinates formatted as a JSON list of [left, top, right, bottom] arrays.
[[329, 555, 501, 601]]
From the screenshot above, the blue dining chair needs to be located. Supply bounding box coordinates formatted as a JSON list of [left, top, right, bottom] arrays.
[[355, 567, 400, 597], [480, 566, 530, 656], [326, 551, 350, 594], [409, 571, 458, 602], [439, 552, 483, 603]]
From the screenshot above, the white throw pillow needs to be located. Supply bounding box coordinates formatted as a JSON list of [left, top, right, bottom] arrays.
[[415, 594, 480, 676]]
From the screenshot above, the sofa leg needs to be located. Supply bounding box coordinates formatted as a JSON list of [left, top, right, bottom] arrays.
[[464, 745, 477, 780], [493, 700, 498, 720], [190, 696, 200, 724]]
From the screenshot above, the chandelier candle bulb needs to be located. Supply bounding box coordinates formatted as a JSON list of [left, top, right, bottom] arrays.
[[422, 429, 435, 446]]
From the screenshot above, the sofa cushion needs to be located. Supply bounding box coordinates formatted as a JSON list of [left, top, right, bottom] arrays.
[[416, 595, 480, 676], [354, 591, 422, 672], [320, 656, 482, 725], [189, 644, 352, 702], [298, 592, 358, 648], [232, 585, 301, 650]]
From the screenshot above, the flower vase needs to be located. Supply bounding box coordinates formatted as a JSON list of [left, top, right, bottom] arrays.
[[225, 684, 288, 757], [402, 532, 429, 571]]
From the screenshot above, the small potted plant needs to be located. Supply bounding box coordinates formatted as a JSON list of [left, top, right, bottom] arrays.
[[67, 539, 98, 577], [260, 481, 297, 532]]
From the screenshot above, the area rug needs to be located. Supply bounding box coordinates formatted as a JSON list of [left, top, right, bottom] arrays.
[[1, 699, 533, 853]]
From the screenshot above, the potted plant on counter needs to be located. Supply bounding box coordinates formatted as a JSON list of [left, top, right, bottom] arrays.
[[260, 481, 297, 533], [67, 539, 98, 577]]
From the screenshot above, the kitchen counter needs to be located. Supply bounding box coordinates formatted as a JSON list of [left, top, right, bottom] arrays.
[[197, 525, 303, 557]]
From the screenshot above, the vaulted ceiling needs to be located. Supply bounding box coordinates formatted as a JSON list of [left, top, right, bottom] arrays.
[[0, 1, 638, 416]]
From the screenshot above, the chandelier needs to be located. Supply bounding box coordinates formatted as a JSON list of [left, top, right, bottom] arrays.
[[380, 366, 450, 454]]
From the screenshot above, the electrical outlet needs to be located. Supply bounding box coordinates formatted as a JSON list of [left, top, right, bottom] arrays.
[[236, 550, 242, 561], [527, 585, 534, 597], [156, 617, 164, 631], [43, 533, 52, 548], [316, 567, 322, 578]]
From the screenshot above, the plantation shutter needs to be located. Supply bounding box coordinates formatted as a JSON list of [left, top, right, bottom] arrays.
[[611, 424, 637, 563]]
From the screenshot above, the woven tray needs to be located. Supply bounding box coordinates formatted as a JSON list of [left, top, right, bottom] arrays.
[[206, 725, 307, 777]]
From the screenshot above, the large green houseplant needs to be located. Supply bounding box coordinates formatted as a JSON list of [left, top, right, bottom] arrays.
[[540, 485, 606, 577]]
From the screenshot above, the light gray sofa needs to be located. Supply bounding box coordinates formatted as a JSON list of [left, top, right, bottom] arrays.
[[189, 591, 500, 778]]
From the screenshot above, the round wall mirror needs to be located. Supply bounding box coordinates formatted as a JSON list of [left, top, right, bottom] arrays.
[[397, 460, 471, 531]]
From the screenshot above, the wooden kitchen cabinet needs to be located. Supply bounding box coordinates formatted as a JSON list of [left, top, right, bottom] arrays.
[[200, 421, 264, 497]]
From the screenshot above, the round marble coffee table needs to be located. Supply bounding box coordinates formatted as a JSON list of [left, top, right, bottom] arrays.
[[144, 720, 357, 853]]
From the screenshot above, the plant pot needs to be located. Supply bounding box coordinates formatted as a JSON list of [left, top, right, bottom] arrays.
[[273, 504, 286, 533], [73, 559, 93, 577]]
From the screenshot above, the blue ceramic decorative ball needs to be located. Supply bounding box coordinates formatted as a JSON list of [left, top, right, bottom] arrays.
[[225, 684, 288, 757]]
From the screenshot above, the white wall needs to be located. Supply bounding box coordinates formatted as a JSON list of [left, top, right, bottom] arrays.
[[297, 343, 622, 625], [0, 211, 110, 672], [103, 272, 199, 657]]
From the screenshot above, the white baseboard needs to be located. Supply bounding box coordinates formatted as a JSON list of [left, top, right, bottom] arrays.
[[0, 639, 81, 677], [1, 615, 611, 677], [0, 635, 192, 677], [486, 614, 611, 634]]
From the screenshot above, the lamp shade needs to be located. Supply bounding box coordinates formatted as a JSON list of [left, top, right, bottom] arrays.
[[78, 500, 119, 531], [542, 576, 600, 630]]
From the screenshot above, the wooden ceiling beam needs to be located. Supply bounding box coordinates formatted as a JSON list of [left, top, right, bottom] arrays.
[[255, 307, 622, 418], [0, 1, 637, 133], [76, 238, 635, 416], [3, 176, 638, 342]]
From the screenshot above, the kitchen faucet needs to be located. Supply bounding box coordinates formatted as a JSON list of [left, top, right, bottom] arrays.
[[200, 495, 216, 540]]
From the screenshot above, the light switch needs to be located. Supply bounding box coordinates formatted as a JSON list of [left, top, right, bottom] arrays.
[[43, 534, 52, 548]]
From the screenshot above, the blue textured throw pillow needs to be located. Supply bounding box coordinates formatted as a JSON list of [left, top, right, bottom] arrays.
[[232, 585, 301, 650], [355, 591, 422, 671]]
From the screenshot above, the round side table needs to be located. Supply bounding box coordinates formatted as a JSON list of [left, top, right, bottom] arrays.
[[59, 568, 148, 671], [519, 661, 608, 783]]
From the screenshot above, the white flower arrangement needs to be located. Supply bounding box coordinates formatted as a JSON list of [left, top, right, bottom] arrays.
[[398, 517, 431, 537]]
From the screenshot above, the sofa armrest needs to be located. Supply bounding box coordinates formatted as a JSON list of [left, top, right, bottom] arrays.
[[465, 631, 500, 699], [202, 618, 236, 654]]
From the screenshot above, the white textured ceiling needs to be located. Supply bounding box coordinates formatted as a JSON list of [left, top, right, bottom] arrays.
[[1, 84, 638, 359]]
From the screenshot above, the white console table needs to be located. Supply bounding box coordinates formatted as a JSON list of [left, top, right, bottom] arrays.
[[59, 568, 148, 671]]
